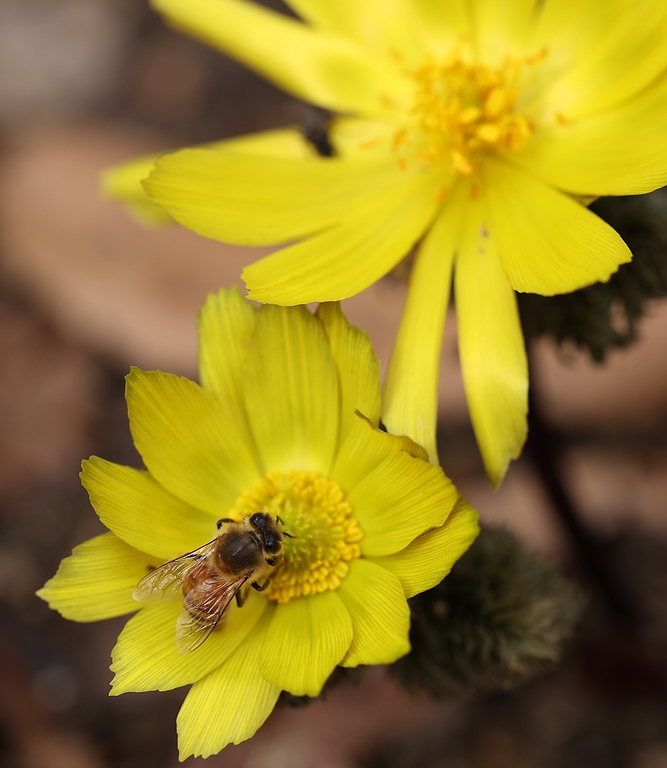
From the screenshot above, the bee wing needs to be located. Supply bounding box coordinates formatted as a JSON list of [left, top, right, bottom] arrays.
[[174, 571, 249, 654], [132, 539, 217, 604]]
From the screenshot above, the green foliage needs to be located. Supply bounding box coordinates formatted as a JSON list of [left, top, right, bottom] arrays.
[[390, 527, 584, 697], [519, 189, 667, 361]]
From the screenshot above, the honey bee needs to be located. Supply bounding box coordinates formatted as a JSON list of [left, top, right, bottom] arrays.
[[133, 512, 290, 654]]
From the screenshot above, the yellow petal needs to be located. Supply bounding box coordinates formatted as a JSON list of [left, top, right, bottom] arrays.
[[176, 611, 280, 759], [389, 433, 430, 461], [330, 411, 424, 494], [37, 533, 156, 622], [101, 153, 174, 225], [348, 447, 458, 556], [402, 0, 471, 57], [243, 305, 339, 475], [285, 0, 435, 64], [243, 166, 441, 304], [315, 302, 381, 450], [329, 116, 399, 160], [208, 126, 317, 159], [482, 159, 632, 295], [338, 559, 410, 667], [368, 495, 479, 598], [330, 412, 402, 492], [81, 457, 213, 560], [259, 591, 352, 696], [515, 72, 667, 196], [126, 368, 261, 517], [145, 150, 391, 246], [110, 592, 267, 694], [537, 0, 667, 120], [102, 127, 316, 225], [454, 191, 527, 487], [197, 287, 257, 455], [472, 0, 537, 64], [382, 191, 463, 463], [151, 0, 404, 115]]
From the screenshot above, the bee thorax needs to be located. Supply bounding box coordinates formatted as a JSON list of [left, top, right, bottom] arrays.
[[217, 531, 263, 572]]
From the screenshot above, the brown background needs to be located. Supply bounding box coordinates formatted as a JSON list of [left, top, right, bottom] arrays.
[[2, 1, 667, 766]]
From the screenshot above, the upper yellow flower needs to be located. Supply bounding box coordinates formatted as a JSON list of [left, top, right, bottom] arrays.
[[37, 288, 478, 759], [111, 0, 667, 485]]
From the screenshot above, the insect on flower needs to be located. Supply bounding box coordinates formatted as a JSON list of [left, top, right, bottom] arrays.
[[133, 512, 292, 653], [37, 291, 479, 758]]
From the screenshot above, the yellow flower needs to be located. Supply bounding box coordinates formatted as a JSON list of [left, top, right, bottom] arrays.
[[37, 288, 478, 759], [110, 0, 667, 485]]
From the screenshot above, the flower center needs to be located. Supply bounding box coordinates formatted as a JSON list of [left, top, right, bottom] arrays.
[[394, 47, 547, 175], [228, 470, 363, 604]]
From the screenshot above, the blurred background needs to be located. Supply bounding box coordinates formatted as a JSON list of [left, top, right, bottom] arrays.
[[2, 1, 667, 766]]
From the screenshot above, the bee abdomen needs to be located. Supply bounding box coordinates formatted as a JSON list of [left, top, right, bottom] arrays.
[[182, 572, 224, 626]]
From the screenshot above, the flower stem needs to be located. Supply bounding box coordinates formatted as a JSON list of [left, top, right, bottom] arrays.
[[526, 367, 640, 632]]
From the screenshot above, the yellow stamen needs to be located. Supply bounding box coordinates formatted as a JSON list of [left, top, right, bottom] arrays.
[[484, 87, 507, 118], [476, 123, 502, 144], [451, 149, 474, 176], [228, 470, 363, 604], [460, 106, 482, 125], [391, 46, 546, 177]]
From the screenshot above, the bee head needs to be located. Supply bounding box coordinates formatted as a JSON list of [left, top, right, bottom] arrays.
[[248, 512, 283, 555]]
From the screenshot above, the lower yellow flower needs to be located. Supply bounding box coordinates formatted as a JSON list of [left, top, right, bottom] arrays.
[[37, 289, 478, 759]]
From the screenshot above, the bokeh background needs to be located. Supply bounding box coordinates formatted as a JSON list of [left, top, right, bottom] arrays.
[[2, 1, 667, 766]]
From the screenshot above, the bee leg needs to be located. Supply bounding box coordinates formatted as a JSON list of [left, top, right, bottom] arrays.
[[250, 563, 282, 592], [216, 517, 234, 530], [235, 581, 254, 608], [275, 516, 296, 539]]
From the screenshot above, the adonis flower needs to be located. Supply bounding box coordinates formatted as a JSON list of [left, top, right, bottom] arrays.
[[38, 289, 478, 759], [107, 0, 667, 485]]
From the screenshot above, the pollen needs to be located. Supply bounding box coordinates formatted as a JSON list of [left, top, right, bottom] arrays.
[[393, 46, 547, 176], [228, 470, 363, 604]]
